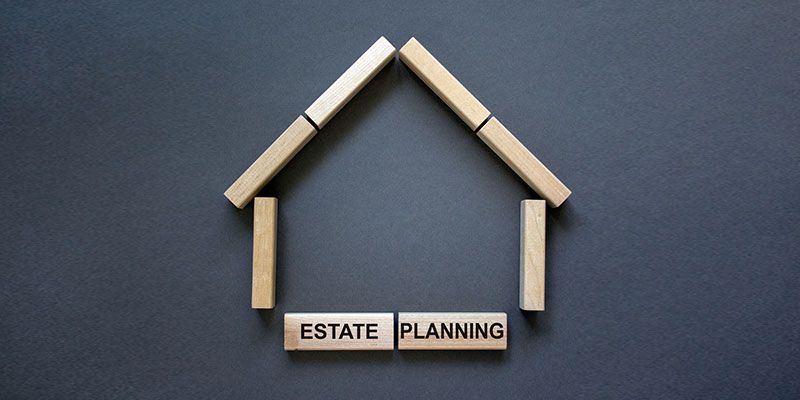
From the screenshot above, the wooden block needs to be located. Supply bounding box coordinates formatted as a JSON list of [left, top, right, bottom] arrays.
[[224, 116, 316, 209], [284, 313, 394, 351], [252, 197, 277, 309], [520, 200, 546, 311], [399, 37, 490, 131], [477, 117, 571, 207], [305, 36, 396, 129], [397, 312, 507, 350]]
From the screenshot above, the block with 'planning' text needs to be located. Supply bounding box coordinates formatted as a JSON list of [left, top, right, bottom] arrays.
[[397, 312, 507, 350]]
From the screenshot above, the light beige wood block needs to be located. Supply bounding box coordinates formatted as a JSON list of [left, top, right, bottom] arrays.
[[224, 116, 316, 209], [284, 313, 394, 351], [397, 312, 507, 350], [520, 200, 546, 311], [399, 37, 490, 131], [252, 197, 277, 309], [305, 36, 396, 129], [477, 117, 571, 207]]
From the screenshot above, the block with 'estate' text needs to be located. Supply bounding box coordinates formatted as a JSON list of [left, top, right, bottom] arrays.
[[284, 313, 394, 351]]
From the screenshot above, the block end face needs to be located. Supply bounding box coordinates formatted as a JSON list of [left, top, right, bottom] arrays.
[[398, 37, 424, 67], [478, 116, 499, 133], [399, 37, 420, 54], [224, 189, 247, 209], [519, 290, 544, 310], [475, 117, 494, 137], [467, 112, 491, 132], [547, 189, 571, 208], [376, 35, 397, 53], [254, 197, 278, 207], [303, 109, 324, 130], [521, 199, 546, 206], [304, 106, 330, 130]]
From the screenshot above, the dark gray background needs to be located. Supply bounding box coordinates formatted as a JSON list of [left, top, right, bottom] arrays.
[[2, 1, 799, 398]]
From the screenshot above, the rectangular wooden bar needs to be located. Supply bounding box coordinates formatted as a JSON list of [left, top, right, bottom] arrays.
[[477, 117, 571, 207], [224, 116, 316, 209], [305, 36, 396, 129], [520, 200, 546, 311], [397, 312, 507, 350], [252, 197, 277, 309], [399, 37, 490, 131], [284, 313, 394, 351]]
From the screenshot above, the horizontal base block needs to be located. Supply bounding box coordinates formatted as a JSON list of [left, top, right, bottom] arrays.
[[284, 313, 394, 351], [398, 312, 507, 350]]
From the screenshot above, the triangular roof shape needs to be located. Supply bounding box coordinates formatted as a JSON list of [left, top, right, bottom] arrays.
[[229, 37, 571, 313], [224, 37, 570, 209]]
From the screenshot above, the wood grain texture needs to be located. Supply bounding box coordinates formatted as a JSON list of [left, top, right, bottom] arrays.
[[397, 312, 507, 350], [284, 313, 394, 351], [224, 116, 316, 209], [477, 117, 571, 207], [399, 37, 490, 131], [520, 200, 546, 311], [252, 197, 277, 309], [305, 36, 396, 129]]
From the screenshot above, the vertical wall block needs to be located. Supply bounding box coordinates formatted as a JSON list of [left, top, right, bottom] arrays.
[[252, 197, 278, 309], [520, 200, 546, 311]]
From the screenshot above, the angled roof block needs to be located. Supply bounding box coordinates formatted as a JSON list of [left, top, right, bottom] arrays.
[[400, 37, 570, 207], [225, 116, 316, 209], [225, 36, 571, 209], [479, 118, 571, 207], [306, 37, 396, 128], [224, 37, 395, 209], [399, 37, 490, 131]]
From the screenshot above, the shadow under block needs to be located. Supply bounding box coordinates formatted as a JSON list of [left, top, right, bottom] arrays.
[[305, 36, 396, 129], [477, 117, 571, 207], [520, 200, 546, 311], [399, 37, 490, 131], [252, 197, 277, 309], [397, 313, 507, 350], [284, 313, 394, 351], [224, 116, 316, 209]]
